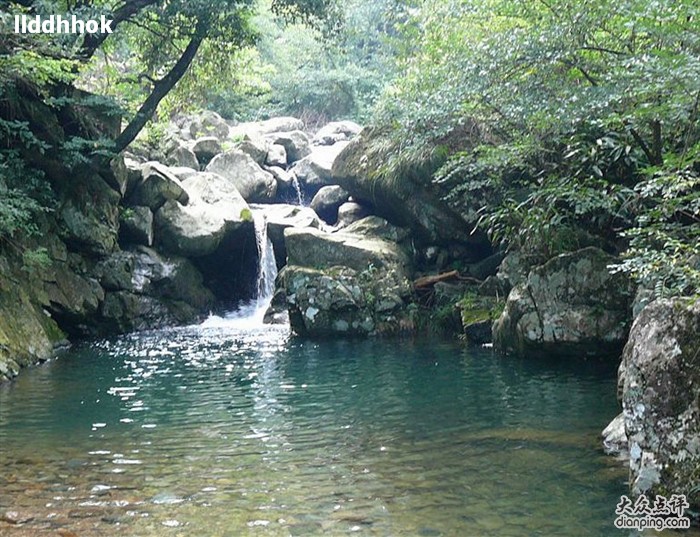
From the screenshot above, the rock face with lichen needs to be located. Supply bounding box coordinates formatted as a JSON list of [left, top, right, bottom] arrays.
[[0, 259, 66, 382], [280, 221, 415, 336], [618, 298, 700, 511], [493, 247, 634, 358]]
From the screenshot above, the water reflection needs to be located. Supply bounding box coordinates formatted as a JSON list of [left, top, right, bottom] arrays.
[[0, 326, 679, 536]]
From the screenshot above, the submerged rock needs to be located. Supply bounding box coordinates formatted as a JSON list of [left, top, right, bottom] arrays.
[[619, 298, 700, 510], [493, 247, 634, 358], [601, 412, 628, 458]]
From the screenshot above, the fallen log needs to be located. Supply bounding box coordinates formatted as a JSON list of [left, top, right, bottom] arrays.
[[413, 270, 460, 289]]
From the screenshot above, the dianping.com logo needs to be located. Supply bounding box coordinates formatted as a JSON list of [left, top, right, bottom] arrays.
[[615, 494, 691, 531], [12, 14, 113, 34]]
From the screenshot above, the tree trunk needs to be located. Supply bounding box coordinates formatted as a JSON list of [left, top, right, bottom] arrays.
[[113, 24, 206, 153]]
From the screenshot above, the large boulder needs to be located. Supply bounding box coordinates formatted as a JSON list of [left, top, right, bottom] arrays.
[[493, 247, 635, 357], [266, 144, 287, 167], [94, 247, 214, 335], [280, 227, 414, 336], [165, 143, 199, 170], [154, 171, 251, 257], [182, 171, 249, 220], [186, 110, 230, 140], [192, 136, 223, 167], [331, 128, 486, 246], [266, 166, 302, 204], [291, 142, 350, 198], [205, 149, 277, 202], [336, 201, 370, 228], [312, 121, 362, 146], [235, 137, 270, 166], [155, 200, 241, 257], [267, 130, 311, 163], [129, 162, 189, 210], [617, 298, 700, 511], [341, 216, 411, 244], [310, 185, 349, 224]]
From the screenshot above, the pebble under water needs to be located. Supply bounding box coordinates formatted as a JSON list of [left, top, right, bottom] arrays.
[[0, 322, 675, 536]]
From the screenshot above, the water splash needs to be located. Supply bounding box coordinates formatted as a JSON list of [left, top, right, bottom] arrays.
[[201, 210, 278, 328]]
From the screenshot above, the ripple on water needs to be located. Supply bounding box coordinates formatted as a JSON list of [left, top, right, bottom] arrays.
[[1, 325, 696, 536]]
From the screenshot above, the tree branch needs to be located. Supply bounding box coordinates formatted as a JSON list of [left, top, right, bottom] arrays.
[[80, 0, 160, 59], [624, 120, 660, 167], [113, 20, 207, 153], [579, 45, 626, 56]]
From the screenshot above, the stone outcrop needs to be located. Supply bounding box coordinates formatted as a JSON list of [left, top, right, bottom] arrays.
[[280, 221, 415, 336], [331, 127, 486, 247], [95, 247, 215, 333], [617, 298, 700, 511], [59, 171, 120, 255], [0, 259, 66, 382], [493, 247, 634, 357]]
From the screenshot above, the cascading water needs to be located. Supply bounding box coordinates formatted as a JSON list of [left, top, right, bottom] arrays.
[[291, 174, 304, 206], [200, 210, 278, 328], [252, 210, 277, 307]]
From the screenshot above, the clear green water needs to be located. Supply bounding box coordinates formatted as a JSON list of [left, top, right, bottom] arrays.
[[0, 324, 639, 536]]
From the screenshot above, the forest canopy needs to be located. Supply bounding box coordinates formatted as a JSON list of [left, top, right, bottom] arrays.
[[1, 0, 699, 297]]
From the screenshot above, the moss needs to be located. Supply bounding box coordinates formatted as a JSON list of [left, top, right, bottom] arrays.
[[460, 308, 491, 326], [239, 207, 253, 222]]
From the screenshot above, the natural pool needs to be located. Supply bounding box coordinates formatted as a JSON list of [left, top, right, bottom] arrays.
[[0, 320, 664, 536]]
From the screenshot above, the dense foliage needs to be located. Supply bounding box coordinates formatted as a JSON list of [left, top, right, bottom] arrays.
[[372, 0, 700, 297], [0, 0, 332, 243]]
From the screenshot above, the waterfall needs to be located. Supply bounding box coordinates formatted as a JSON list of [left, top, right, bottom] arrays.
[[291, 174, 304, 206], [200, 210, 278, 328], [252, 210, 277, 305]]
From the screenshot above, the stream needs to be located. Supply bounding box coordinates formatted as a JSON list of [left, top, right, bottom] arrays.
[[0, 319, 643, 536]]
